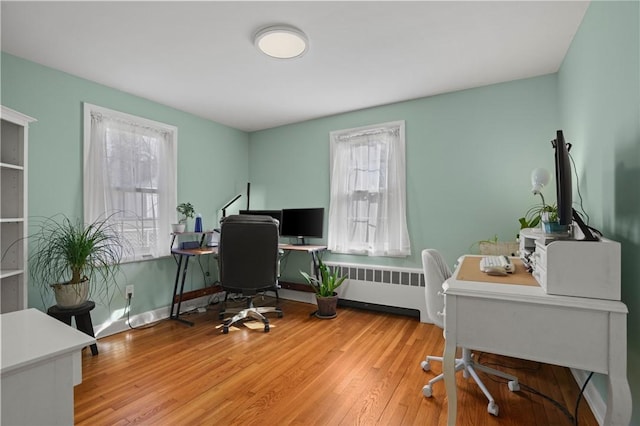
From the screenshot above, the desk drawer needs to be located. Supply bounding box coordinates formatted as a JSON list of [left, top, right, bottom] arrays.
[[448, 294, 610, 374]]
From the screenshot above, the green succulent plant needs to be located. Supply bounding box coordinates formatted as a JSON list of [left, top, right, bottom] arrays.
[[300, 258, 347, 297]]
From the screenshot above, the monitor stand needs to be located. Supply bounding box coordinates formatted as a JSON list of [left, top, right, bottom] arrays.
[[293, 236, 306, 246]]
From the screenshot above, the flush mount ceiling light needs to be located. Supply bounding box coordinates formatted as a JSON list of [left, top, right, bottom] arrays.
[[254, 25, 308, 59]]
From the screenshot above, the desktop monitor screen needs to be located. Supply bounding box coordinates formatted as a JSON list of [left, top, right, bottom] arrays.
[[552, 131, 598, 241], [280, 208, 324, 241], [553, 130, 572, 228], [238, 210, 282, 232]]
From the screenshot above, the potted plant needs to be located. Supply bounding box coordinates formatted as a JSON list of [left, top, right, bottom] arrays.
[[29, 214, 128, 308], [471, 235, 519, 256], [301, 258, 348, 319], [518, 203, 557, 230], [173, 202, 195, 233]]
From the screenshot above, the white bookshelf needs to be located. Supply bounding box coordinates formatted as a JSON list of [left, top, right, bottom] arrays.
[[1, 106, 36, 313]]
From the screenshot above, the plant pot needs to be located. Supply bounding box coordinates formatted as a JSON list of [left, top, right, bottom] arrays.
[[51, 279, 90, 308], [171, 223, 186, 233], [315, 293, 338, 319], [542, 221, 569, 234], [479, 241, 519, 256]]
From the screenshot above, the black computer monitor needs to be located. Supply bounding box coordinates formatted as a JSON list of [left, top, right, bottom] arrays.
[[553, 130, 572, 229], [238, 210, 282, 232], [280, 208, 324, 244], [552, 130, 597, 241]]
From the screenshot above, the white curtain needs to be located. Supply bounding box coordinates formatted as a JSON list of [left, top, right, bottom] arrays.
[[328, 121, 411, 257], [84, 104, 177, 259]]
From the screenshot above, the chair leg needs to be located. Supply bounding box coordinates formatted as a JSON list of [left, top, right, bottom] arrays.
[[221, 296, 281, 333], [421, 348, 519, 417], [473, 362, 520, 391], [422, 358, 466, 397]]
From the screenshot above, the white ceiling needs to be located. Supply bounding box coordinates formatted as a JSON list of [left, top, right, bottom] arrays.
[[1, 1, 590, 132]]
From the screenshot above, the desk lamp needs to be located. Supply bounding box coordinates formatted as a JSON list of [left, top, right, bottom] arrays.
[[530, 167, 550, 205]]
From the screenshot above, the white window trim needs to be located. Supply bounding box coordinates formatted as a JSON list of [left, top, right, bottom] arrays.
[[83, 103, 178, 261], [328, 120, 411, 257]]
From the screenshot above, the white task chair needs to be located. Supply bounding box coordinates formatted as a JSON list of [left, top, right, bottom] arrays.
[[420, 249, 520, 416]]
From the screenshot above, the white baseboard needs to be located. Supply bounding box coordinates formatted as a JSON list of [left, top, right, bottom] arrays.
[[93, 294, 213, 339], [93, 291, 311, 339], [571, 368, 605, 425]]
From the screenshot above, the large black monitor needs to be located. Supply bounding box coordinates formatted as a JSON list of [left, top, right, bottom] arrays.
[[281, 208, 324, 244], [552, 130, 598, 241], [553, 130, 573, 229], [238, 210, 282, 232]]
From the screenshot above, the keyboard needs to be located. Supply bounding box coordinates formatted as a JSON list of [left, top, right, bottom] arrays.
[[480, 255, 515, 274]]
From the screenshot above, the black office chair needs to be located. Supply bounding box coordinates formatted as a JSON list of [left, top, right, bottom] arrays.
[[217, 214, 283, 333]]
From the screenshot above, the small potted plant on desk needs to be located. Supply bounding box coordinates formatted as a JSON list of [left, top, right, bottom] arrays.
[[29, 214, 128, 308], [301, 259, 348, 319], [173, 202, 195, 233], [518, 203, 560, 234]]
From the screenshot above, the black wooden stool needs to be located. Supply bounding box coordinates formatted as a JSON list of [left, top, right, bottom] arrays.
[[47, 300, 99, 355]]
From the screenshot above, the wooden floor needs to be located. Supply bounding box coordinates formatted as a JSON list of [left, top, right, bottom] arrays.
[[75, 298, 598, 425]]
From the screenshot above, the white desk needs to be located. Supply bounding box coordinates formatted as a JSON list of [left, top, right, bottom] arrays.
[[443, 256, 631, 426], [1, 308, 96, 425]]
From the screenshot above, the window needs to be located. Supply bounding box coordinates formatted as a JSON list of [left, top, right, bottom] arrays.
[[83, 103, 177, 261], [328, 120, 410, 256]]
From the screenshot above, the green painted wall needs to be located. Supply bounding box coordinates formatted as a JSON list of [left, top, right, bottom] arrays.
[[558, 1, 640, 423], [1, 53, 249, 326], [249, 75, 560, 277], [250, 1, 640, 419]]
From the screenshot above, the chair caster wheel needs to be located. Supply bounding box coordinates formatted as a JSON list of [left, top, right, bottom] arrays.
[[420, 360, 431, 372], [422, 385, 432, 398], [223, 326, 229, 334], [508, 380, 520, 392], [264, 324, 270, 332], [487, 401, 499, 416]]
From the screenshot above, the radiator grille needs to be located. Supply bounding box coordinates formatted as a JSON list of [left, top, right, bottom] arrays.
[[325, 262, 425, 287], [321, 261, 428, 322]]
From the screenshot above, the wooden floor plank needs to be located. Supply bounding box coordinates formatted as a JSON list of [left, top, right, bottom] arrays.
[[75, 298, 598, 425]]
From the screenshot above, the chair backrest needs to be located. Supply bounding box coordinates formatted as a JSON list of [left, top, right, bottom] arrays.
[[421, 249, 452, 329], [218, 214, 280, 294]]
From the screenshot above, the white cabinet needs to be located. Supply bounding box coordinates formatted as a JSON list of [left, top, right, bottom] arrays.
[[532, 237, 621, 300], [1, 308, 95, 425], [1, 106, 36, 313]]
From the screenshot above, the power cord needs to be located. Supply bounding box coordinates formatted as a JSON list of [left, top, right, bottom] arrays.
[[476, 353, 594, 425], [125, 294, 162, 330], [574, 371, 594, 426]]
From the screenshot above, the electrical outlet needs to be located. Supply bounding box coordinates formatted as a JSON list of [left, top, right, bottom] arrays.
[[125, 285, 134, 298]]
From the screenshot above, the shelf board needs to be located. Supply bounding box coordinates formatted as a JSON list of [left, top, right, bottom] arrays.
[[0, 162, 24, 171], [1, 269, 24, 279], [0, 218, 25, 223]]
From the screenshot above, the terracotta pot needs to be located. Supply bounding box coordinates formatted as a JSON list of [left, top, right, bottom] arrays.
[[51, 279, 90, 308]]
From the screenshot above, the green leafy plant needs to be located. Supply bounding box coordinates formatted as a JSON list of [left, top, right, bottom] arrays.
[[518, 203, 557, 229], [176, 202, 195, 224], [29, 214, 129, 306], [300, 258, 347, 297]]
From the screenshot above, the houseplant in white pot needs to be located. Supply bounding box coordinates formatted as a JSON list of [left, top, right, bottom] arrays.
[[172, 202, 195, 233], [29, 214, 128, 308], [301, 259, 348, 319]]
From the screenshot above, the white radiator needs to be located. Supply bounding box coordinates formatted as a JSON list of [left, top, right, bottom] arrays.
[[324, 261, 429, 323]]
